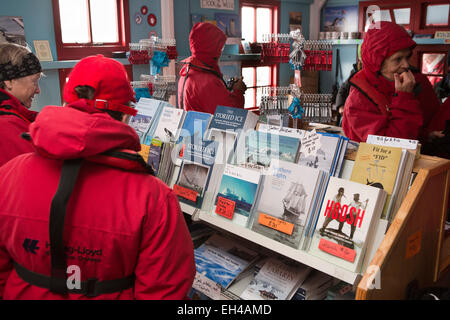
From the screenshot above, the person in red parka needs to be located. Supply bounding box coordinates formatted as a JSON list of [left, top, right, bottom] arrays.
[[0, 55, 196, 300], [178, 22, 247, 114], [0, 43, 42, 167], [342, 21, 441, 143]]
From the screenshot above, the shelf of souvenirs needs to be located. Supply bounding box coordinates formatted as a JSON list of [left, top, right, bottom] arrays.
[[40, 58, 130, 70]]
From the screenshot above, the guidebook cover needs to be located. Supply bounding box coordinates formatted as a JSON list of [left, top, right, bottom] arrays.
[[194, 234, 259, 289], [213, 164, 261, 227], [250, 159, 324, 249], [308, 177, 387, 272]]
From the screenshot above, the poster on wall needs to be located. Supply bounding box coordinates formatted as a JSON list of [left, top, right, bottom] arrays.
[[0, 16, 27, 46], [200, 0, 234, 11], [323, 6, 358, 32], [289, 12, 302, 32], [215, 13, 241, 38]]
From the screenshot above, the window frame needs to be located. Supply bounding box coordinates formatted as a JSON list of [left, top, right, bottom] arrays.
[[52, 0, 131, 60], [413, 0, 450, 33], [240, 0, 280, 110]]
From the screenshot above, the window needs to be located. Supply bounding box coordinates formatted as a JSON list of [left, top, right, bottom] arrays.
[[421, 52, 447, 86], [52, 0, 130, 60], [359, 1, 413, 32], [425, 4, 449, 26], [242, 65, 277, 109], [241, 0, 280, 109]]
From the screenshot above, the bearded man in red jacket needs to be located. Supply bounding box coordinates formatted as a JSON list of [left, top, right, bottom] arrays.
[[342, 21, 441, 143], [0, 55, 196, 300], [178, 22, 247, 114]]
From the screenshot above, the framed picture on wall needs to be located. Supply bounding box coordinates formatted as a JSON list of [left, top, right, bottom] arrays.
[[33, 40, 53, 62], [0, 16, 26, 46]]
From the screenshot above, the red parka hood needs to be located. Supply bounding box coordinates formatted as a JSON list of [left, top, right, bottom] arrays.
[[361, 21, 416, 75], [29, 100, 140, 160], [180, 22, 227, 76]]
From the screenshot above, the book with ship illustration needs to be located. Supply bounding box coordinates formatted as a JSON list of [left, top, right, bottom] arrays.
[[250, 159, 327, 249]]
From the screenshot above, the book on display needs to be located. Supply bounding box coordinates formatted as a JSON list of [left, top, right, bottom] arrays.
[[250, 159, 327, 249], [212, 164, 262, 227], [307, 177, 387, 273]]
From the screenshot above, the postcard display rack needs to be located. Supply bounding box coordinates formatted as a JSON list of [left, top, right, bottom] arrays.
[[129, 36, 178, 102]]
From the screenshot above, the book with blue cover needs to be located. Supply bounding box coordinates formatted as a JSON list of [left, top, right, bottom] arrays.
[[212, 164, 262, 227], [194, 234, 259, 290], [174, 139, 220, 209], [206, 105, 259, 165], [128, 97, 162, 144], [176, 110, 213, 158]]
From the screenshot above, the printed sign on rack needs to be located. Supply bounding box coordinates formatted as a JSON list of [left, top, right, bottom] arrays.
[[300, 129, 321, 158], [200, 0, 234, 10]]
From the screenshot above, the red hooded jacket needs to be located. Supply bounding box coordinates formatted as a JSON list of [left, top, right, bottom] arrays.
[[177, 22, 245, 114], [0, 88, 38, 167], [342, 22, 441, 143], [0, 101, 195, 299]]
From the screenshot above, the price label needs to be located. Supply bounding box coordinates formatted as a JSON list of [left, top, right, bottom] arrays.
[[258, 213, 294, 235], [300, 129, 321, 158], [406, 229, 422, 260], [318, 238, 356, 263], [192, 272, 222, 300], [215, 197, 236, 219], [173, 184, 198, 202]]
